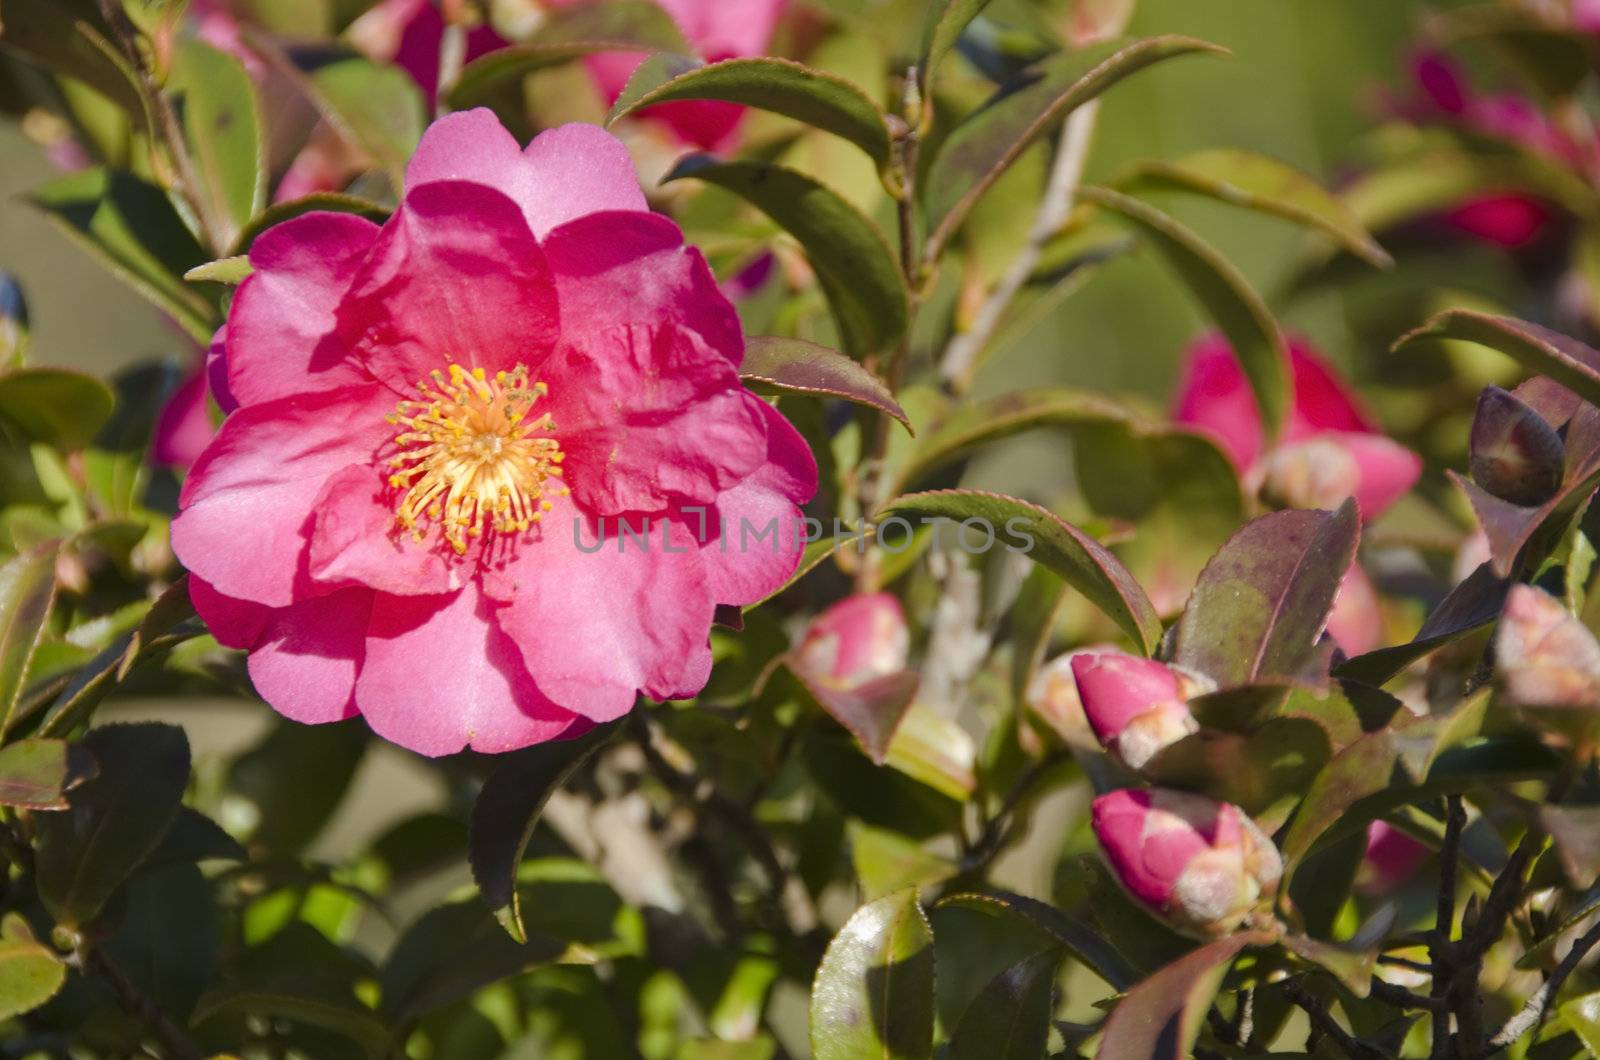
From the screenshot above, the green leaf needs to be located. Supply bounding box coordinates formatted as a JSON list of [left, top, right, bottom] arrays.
[[1561, 991, 1600, 1056], [1174, 502, 1360, 687], [0, 738, 95, 810], [0, 0, 152, 135], [1395, 310, 1600, 415], [881, 489, 1162, 655], [610, 56, 893, 172], [193, 983, 390, 1059], [468, 721, 621, 942], [0, 368, 115, 450], [1121, 149, 1391, 268], [666, 157, 908, 360], [448, 0, 690, 110], [228, 718, 365, 856], [1277, 730, 1398, 876], [1096, 934, 1263, 1060], [379, 898, 563, 1021], [923, 36, 1226, 258], [34, 723, 190, 928], [28, 168, 215, 342], [170, 38, 266, 246], [184, 255, 253, 285], [935, 890, 1136, 990], [0, 938, 66, 1022], [810, 888, 935, 1060], [919, 0, 995, 99], [1141, 717, 1332, 822], [945, 949, 1057, 1060], [285, 49, 425, 188], [850, 822, 956, 901], [1080, 184, 1291, 441], [0, 542, 58, 735], [231, 192, 388, 255], [789, 664, 918, 764], [741, 336, 910, 430], [1335, 562, 1508, 686]]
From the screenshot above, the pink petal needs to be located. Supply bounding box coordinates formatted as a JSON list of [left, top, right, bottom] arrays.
[[657, 0, 786, 58], [520, 124, 649, 236], [547, 325, 766, 514], [487, 495, 716, 721], [207, 328, 237, 414], [1327, 563, 1382, 658], [247, 587, 371, 725], [189, 575, 270, 649], [341, 180, 560, 390], [404, 107, 531, 200], [172, 384, 394, 606], [357, 585, 580, 757], [307, 465, 464, 596], [1070, 652, 1184, 741], [543, 209, 743, 364], [1170, 332, 1267, 469], [228, 212, 381, 407], [1285, 338, 1378, 440], [1335, 431, 1423, 518], [152, 370, 214, 469], [1446, 194, 1552, 248]]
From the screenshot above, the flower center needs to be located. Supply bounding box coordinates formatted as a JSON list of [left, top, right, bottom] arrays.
[[385, 362, 567, 555]]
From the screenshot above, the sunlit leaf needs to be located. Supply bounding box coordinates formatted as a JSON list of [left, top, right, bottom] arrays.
[[0, 0, 152, 135], [741, 335, 910, 430], [170, 37, 266, 246], [0, 542, 58, 736], [946, 949, 1057, 1060], [811, 888, 935, 1060], [0, 738, 95, 810], [0, 937, 66, 1022], [1395, 310, 1600, 415], [919, 0, 995, 99], [0, 368, 115, 450], [1095, 934, 1264, 1060]]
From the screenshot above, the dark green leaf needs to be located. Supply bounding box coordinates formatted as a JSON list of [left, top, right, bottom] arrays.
[[1277, 730, 1398, 876], [468, 721, 620, 942], [880, 489, 1162, 654], [0, 368, 115, 450], [28, 168, 215, 342], [1141, 717, 1331, 822], [1335, 562, 1508, 685], [923, 36, 1226, 258], [920, 0, 994, 98], [741, 336, 909, 430], [0, 542, 58, 735], [228, 718, 365, 857], [936, 890, 1136, 990], [1395, 310, 1600, 415], [142, 806, 247, 870], [0, 937, 65, 1021], [380, 898, 564, 1021], [107, 862, 217, 1022], [1174, 502, 1360, 687], [946, 949, 1057, 1060], [1096, 934, 1263, 1060], [231, 192, 388, 255], [170, 38, 265, 246], [193, 983, 390, 1059], [1080, 184, 1291, 441], [0, 737, 94, 810], [0, 0, 152, 134], [1121, 149, 1391, 267], [667, 157, 908, 360], [789, 664, 918, 764], [34, 723, 190, 927], [610, 57, 892, 172], [810, 887, 935, 1060]]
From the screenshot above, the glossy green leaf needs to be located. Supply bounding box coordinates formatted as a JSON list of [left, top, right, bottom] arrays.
[[919, 0, 994, 98], [0, 542, 57, 735], [666, 157, 908, 359], [0, 738, 94, 810], [1175, 502, 1360, 687], [0, 368, 115, 450], [1142, 717, 1331, 822], [850, 822, 956, 901], [468, 720, 620, 942], [1095, 934, 1262, 1060], [184, 255, 253, 285], [1395, 310, 1600, 415], [882, 489, 1162, 654], [0, 938, 66, 1022], [448, 0, 690, 109], [298, 53, 426, 188], [380, 898, 564, 1021], [923, 36, 1226, 258], [28, 168, 215, 342], [810, 887, 935, 1060], [611, 56, 892, 171], [1277, 730, 1398, 875], [170, 37, 266, 246], [193, 983, 390, 1059], [741, 336, 910, 430], [790, 663, 918, 764], [0, 0, 152, 134], [1122, 149, 1391, 267], [946, 949, 1057, 1060], [936, 890, 1136, 990], [1081, 184, 1291, 441], [231, 192, 388, 254], [34, 723, 190, 927]]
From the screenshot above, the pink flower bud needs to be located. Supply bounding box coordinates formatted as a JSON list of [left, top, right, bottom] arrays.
[[1356, 822, 1429, 896], [793, 593, 909, 691], [1496, 585, 1600, 709], [1470, 385, 1565, 506], [1091, 788, 1282, 936], [1070, 653, 1205, 770]]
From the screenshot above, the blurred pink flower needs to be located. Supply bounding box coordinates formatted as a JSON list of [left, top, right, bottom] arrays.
[[348, 0, 509, 101], [793, 592, 908, 691], [1070, 652, 1205, 770], [1444, 194, 1554, 249], [1325, 564, 1382, 657], [172, 110, 816, 756], [1356, 821, 1429, 896], [152, 333, 234, 470], [1496, 584, 1600, 709], [1091, 788, 1282, 936]]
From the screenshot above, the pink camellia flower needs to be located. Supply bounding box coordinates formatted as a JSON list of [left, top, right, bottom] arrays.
[[1355, 821, 1429, 896], [348, 0, 509, 102], [1091, 788, 1282, 936], [792, 592, 908, 691], [152, 332, 235, 470], [1069, 652, 1208, 770], [170, 109, 817, 756], [546, 0, 788, 150], [1496, 584, 1600, 710]]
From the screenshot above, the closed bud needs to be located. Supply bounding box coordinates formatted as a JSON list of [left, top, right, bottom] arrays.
[[1470, 385, 1564, 506], [1091, 788, 1282, 936], [1070, 652, 1207, 770], [1496, 584, 1600, 709], [793, 592, 909, 691]]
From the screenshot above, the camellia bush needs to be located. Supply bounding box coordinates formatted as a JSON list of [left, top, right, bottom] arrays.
[[11, 0, 1600, 1057]]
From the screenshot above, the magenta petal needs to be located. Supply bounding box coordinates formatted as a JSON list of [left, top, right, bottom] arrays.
[[172, 384, 393, 606], [520, 123, 648, 236], [206, 328, 237, 414], [1334, 432, 1423, 518], [1285, 340, 1378, 440], [248, 587, 371, 724], [152, 370, 214, 469], [357, 585, 580, 757], [341, 180, 560, 389], [404, 108, 529, 198], [657, 0, 786, 59], [542, 210, 742, 365], [189, 575, 270, 650], [229, 212, 381, 407], [1170, 333, 1267, 470], [307, 465, 463, 596]]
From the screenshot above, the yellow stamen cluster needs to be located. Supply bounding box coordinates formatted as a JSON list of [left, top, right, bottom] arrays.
[[386, 362, 567, 555]]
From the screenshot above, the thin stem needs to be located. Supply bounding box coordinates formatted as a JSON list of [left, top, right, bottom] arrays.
[[961, 750, 1071, 872], [81, 948, 205, 1060], [1430, 795, 1466, 1058], [1490, 912, 1600, 1049], [1282, 979, 1387, 1060], [937, 101, 1100, 395]]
